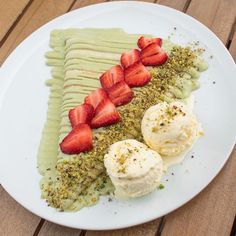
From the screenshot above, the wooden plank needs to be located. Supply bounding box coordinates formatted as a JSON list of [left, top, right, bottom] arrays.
[[86, 220, 161, 236], [28, 0, 108, 235], [229, 32, 236, 62], [71, 0, 107, 9], [1, 0, 235, 235], [0, 185, 41, 235], [210, 0, 236, 44], [84, 1, 188, 236], [0, 0, 75, 235], [187, 0, 236, 44], [161, 148, 236, 236], [38, 221, 81, 236], [158, 0, 188, 11], [0, 0, 74, 65], [160, 2, 236, 234], [36, 1, 110, 234], [109, 0, 155, 2], [40, 1, 164, 234], [0, 0, 31, 43]]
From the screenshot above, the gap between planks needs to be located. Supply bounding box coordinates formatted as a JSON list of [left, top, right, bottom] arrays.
[[33, 1, 162, 235], [0, 0, 34, 48], [230, 215, 236, 236], [159, 0, 236, 235], [33, 219, 45, 236], [0, 0, 235, 234], [182, 0, 192, 12], [226, 17, 236, 49], [151, 2, 193, 234], [0, 0, 187, 235]]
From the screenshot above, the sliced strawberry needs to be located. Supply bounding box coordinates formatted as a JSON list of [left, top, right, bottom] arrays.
[[107, 81, 134, 106], [120, 49, 140, 69], [68, 103, 94, 128], [100, 65, 124, 90], [137, 36, 162, 49], [91, 98, 121, 128], [140, 43, 168, 66], [124, 62, 151, 87], [60, 124, 93, 154], [84, 88, 108, 109]]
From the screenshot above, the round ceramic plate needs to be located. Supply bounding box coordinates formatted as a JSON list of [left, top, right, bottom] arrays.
[[0, 1, 235, 230]]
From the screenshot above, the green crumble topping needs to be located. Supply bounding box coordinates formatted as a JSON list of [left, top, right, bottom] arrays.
[[159, 184, 165, 189]]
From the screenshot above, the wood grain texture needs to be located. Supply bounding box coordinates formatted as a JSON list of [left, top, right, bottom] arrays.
[[159, 2, 236, 235], [71, 0, 107, 9], [0, 0, 75, 234], [85, 2, 189, 236], [0, 185, 41, 236], [36, 2, 109, 234], [229, 32, 236, 61], [187, 0, 236, 44], [40, 1, 162, 234], [86, 220, 161, 236], [33, 0, 109, 233], [158, 0, 188, 11], [0, 0, 74, 65], [0, 0, 31, 43], [38, 221, 81, 236], [109, 0, 155, 2], [85, 1, 188, 235], [161, 148, 236, 236], [0, 0, 235, 235]]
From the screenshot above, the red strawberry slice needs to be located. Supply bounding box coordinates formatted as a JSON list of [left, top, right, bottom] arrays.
[[124, 62, 151, 87], [100, 65, 124, 90], [60, 124, 93, 154], [120, 49, 140, 69], [107, 81, 134, 106], [84, 88, 108, 109], [91, 98, 121, 128], [68, 103, 94, 128], [140, 43, 168, 66], [137, 36, 162, 49]]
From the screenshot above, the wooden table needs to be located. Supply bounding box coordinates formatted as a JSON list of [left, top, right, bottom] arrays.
[[0, 0, 235, 235]]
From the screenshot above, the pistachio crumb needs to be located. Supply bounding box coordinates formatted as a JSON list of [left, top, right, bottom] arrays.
[[159, 184, 165, 189]]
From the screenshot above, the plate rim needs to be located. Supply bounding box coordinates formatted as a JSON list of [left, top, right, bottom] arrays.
[[0, 1, 236, 230]]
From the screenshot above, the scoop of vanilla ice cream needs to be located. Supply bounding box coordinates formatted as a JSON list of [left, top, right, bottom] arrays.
[[141, 101, 202, 157], [104, 139, 163, 199]]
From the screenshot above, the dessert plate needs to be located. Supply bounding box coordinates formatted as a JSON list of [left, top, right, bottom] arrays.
[[0, 1, 235, 230]]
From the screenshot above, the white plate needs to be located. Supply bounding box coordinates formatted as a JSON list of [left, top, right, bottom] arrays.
[[0, 1, 235, 230]]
